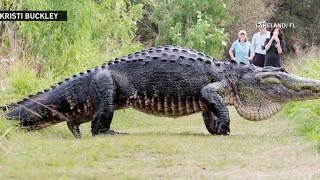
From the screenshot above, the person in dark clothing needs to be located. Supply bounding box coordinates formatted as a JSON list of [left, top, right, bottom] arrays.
[[264, 27, 285, 67]]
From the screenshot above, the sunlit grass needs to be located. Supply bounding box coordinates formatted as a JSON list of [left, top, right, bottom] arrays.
[[1, 47, 320, 178], [284, 47, 320, 143], [1, 108, 320, 179]]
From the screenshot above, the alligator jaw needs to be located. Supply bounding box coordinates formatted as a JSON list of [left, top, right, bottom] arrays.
[[234, 94, 284, 121], [285, 75, 320, 101], [233, 67, 320, 121], [253, 71, 320, 103]]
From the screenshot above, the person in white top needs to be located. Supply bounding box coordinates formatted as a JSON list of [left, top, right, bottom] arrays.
[[228, 30, 251, 65], [250, 21, 270, 67]]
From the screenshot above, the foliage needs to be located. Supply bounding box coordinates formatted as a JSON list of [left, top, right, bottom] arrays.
[[0, 0, 144, 101], [130, 0, 158, 47], [150, 0, 232, 58], [271, 0, 320, 52], [7, 63, 56, 98], [3, 0, 143, 77]]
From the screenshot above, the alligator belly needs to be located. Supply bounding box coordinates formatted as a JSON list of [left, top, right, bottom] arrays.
[[126, 95, 206, 117], [131, 107, 201, 118]]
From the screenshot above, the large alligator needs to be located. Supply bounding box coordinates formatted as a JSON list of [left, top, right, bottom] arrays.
[[2, 46, 320, 138]]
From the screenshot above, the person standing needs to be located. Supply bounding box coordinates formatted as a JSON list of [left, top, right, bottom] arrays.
[[228, 30, 251, 65], [250, 21, 270, 67], [264, 27, 285, 67]]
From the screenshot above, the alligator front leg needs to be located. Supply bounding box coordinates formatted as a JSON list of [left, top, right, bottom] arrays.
[[201, 82, 230, 135], [90, 71, 128, 136], [67, 121, 82, 138]]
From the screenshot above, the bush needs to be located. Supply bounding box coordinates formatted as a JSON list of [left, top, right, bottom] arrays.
[[150, 0, 232, 58], [271, 0, 320, 52], [0, 0, 144, 104], [17, 0, 143, 75], [1, 0, 144, 75]]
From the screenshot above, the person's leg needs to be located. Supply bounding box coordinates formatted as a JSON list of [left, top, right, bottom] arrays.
[[252, 54, 258, 66], [260, 54, 266, 67], [252, 54, 264, 67], [276, 57, 282, 67], [264, 54, 272, 66]]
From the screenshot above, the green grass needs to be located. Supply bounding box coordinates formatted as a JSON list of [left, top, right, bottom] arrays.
[[283, 48, 320, 142], [1, 48, 320, 179], [1, 108, 320, 179]]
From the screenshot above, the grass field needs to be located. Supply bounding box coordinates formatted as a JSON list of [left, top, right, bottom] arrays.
[[1, 107, 320, 179]]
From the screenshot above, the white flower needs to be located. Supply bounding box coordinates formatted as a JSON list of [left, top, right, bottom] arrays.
[[222, 3, 226, 8]]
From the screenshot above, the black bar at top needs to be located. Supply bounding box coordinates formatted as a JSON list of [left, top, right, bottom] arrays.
[[0, 11, 67, 21]]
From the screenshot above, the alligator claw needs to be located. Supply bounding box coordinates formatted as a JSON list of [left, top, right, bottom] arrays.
[[105, 129, 129, 135], [216, 123, 230, 135]]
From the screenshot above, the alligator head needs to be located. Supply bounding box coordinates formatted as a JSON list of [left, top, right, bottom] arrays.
[[233, 65, 320, 121]]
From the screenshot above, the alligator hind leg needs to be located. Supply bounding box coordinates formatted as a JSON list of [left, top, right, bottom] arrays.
[[90, 71, 128, 136], [67, 121, 82, 138], [202, 110, 219, 135], [201, 82, 230, 135]]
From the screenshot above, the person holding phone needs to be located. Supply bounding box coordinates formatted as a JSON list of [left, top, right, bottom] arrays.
[[228, 30, 251, 64], [250, 21, 270, 67], [264, 27, 285, 67]]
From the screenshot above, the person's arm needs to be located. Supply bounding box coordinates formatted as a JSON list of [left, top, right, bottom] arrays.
[[275, 38, 282, 54], [229, 42, 236, 60], [247, 41, 252, 59], [265, 37, 274, 51], [229, 48, 236, 60], [249, 34, 256, 59]]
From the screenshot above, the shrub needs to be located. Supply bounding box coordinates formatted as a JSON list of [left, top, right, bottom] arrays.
[[150, 0, 232, 58]]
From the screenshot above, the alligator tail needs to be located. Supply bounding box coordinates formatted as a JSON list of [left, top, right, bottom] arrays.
[[3, 66, 97, 130], [3, 69, 94, 130], [1, 105, 7, 111], [4, 86, 73, 130]]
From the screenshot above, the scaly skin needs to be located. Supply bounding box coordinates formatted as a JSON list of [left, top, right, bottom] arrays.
[[2, 46, 320, 138]]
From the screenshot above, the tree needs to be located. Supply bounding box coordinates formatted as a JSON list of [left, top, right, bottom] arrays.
[[270, 0, 320, 52], [149, 0, 232, 58]]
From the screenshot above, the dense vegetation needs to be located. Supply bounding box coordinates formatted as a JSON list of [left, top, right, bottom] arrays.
[[271, 0, 320, 51], [150, 0, 232, 58], [0, 0, 144, 102]]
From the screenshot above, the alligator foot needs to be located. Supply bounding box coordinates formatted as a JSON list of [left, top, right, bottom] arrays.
[[201, 83, 230, 136], [216, 123, 230, 135], [67, 121, 83, 138], [105, 129, 129, 135]]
